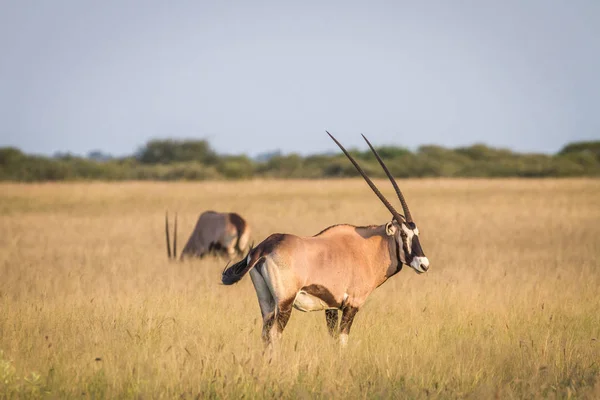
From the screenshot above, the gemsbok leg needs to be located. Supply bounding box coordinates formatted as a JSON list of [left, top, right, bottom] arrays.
[[249, 268, 276, 343], [325, 310, 339, 337], [273, 298, 294, 341], [261, 299, 294, 348], [339, 306, 359, 347]]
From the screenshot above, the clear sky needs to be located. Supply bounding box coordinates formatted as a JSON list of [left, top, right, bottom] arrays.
[[1, 0, 598, 157]]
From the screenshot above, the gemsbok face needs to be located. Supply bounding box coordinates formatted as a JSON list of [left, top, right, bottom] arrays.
[[221, 131, 430, 349], [387, 220, 429, 274]]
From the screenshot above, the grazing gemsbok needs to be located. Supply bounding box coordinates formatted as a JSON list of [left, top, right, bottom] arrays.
[[221, 132, 429, 347], [166, 211, 251, 260]]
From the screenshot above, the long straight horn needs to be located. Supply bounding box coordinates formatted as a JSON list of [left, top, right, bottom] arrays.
[[166, 212, 172, 259], [326, 131, 405, 223], [361, 134, 413, 223], [173, 212, 178, 259]]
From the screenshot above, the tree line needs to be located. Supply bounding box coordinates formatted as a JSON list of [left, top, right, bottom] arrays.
[[1, 139, 599, 181]]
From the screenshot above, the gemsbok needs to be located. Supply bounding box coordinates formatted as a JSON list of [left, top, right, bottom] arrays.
[[166, 211, 251, 260], [221, 132, 429, 347]]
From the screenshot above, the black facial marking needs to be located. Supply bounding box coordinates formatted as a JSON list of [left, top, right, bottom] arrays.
[[411, 235, 425, 257], [399, 223, 426, 264], [401, 232, 412, 263], [394, 234, 403, 272]]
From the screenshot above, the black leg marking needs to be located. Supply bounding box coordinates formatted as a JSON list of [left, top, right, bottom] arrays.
[[276, 298, 295, 333], [340, 306, 359, 336], [325, 310, 339, 337], [262, 311, 275, 345]]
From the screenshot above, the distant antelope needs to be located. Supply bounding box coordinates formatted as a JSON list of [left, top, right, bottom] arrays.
[[166, 211, 251, 260], [222, 132, 429, 347]]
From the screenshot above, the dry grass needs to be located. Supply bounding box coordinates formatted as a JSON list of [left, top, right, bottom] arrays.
[[1, 179, 599, 399]]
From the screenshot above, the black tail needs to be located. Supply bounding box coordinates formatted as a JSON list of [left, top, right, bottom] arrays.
[[166, 212, 178, 260], [222, 245, 259, 285]]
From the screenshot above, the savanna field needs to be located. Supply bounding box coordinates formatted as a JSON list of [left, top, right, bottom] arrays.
[[1, 179, 599, 399]]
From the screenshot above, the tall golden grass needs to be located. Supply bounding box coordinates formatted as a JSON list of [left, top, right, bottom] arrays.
[[1, 179, 599, 399]]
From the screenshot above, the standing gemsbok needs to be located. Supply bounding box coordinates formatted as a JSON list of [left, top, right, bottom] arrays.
[[222, 132, 429, 347]]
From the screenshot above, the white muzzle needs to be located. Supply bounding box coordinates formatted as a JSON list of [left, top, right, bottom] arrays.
[[410, 256, 430, 273]]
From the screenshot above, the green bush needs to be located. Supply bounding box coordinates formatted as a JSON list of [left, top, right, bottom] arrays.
[[136, 139, 218, 165], [1, 139, 599, 181], [558, 141, 600, 161], [217, 156, 255, 179]]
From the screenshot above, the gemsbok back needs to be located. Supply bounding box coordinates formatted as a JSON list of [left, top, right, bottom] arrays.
[[221, 132, 429, 348]]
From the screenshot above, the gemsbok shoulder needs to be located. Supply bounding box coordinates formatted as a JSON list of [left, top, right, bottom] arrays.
[[166, 211, 251, 261], [221, 132, 429, 347]]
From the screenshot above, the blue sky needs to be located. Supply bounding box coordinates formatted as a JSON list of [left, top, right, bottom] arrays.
[[1, 0, 598, 157]]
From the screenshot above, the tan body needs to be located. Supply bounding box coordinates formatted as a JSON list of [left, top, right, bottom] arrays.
[[255, 224, 399, 310], [223, 221, 419, 347]]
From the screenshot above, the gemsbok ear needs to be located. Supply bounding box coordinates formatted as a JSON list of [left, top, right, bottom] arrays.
[[385, 221, 397, 236]]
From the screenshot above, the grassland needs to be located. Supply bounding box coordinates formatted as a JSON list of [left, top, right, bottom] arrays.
[[1, 179, 599, 399]]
